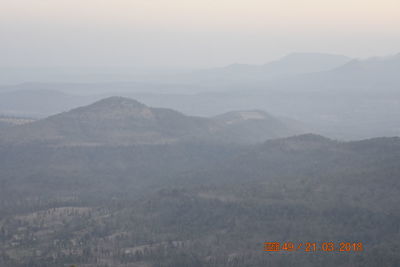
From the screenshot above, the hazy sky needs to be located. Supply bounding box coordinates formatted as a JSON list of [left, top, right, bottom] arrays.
[[1, 0, 400, 68]]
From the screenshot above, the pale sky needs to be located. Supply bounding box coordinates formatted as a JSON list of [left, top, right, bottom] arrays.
[[1, 0, 400, 68]]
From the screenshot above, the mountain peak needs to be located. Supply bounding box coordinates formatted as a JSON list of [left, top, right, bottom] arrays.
[[89, 96, 146, 109], [52, 96, 154, 124]]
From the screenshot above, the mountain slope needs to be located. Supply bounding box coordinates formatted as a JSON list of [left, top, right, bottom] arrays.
[[211, 110, 298, 143], [178, 134, 400, 214], [0, 96, 304, 145]]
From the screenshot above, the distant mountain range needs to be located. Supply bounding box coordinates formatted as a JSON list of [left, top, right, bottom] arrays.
[[0, 52, 399, 140], [165, 52, 351, 86], [3, 52, 399, 96], [0, 97, 304, 145], [0, 53, 351, 87], [266, 52, 400, 92]]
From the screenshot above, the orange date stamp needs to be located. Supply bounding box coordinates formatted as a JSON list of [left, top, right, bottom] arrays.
[[264, 242, 363, 252]]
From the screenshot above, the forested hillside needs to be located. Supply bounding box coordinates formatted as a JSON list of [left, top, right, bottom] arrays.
[[1, 134, 399, 266]]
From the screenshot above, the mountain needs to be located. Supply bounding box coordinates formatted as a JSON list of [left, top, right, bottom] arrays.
[[138, 53, 400, 140], [170, 53, 351, 86], [0, 96, 304, 145], [334, 52, 400, 74], [267, 52, 400, 92], [259, 52, 351, 75], [328, 53, 400, 89], [0, 97, 209, 145], [2, 53, 398, 142]]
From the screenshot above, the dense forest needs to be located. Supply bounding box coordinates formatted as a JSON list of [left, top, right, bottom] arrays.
[[0, 134, 399, 266]]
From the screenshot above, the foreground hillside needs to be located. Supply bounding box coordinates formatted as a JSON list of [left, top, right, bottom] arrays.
[[0, 134, 399, 266]]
